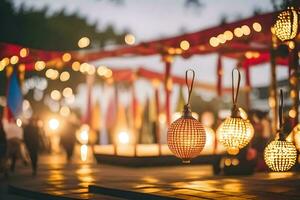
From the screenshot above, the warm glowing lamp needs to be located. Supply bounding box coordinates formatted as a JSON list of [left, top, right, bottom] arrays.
[[264, 90, 297, 172], [217, 68, 254, 153], [118, 131, 130, 145], [167, 69, 206, 163], [274, 7, 298, 41], [49, 118, 59, 130], [76, 124, 90, 145], [289, 124, 300, 151]]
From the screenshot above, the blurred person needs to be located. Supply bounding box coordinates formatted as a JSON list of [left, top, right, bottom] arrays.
[[23, 117, 40, 175], [0, 117, 8, 177], [3, 117, 25, 172], [248, 110, 270, 172], [60, 113, 79, 162]]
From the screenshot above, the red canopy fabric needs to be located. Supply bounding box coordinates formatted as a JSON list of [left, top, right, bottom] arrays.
[[74, 12, 277, 61], [0, 11, 291, 73]]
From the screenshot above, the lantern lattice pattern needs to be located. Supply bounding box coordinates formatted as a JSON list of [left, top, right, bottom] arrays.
[[274, 7, 298, 41], [217, 118, 254, 150], [167, 117, 206, 163], [264, 140, 297, 172]]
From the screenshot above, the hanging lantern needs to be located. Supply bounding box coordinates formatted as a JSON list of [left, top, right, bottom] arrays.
[[274, 7, 299, 41], [167, 69, 206, 163], [264, 90, 297, 172], [217, 68, 254, 153], [290, 124, 300, 150]]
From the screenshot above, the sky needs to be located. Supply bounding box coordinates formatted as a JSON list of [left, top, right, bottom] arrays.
[[13, 0, 276, 41], [12, 0, 287, 87], [11, 0, 289, 110]]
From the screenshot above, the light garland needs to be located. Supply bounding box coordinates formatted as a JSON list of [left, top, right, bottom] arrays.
[[167, 69, 206, 163], [264, 90, 297, 172], [217, 68, 254, 153], [274, 7, 299, 41]]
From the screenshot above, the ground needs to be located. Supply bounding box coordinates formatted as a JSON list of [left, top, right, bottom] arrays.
[[1, 153, 300, 200]]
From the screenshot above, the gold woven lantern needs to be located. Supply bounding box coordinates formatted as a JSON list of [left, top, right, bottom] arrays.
[[167, 69, 206, 163], [274, 6, 299, 41], [290, 124, 300, 151], [264, 90, 297, 172], [217, 68, 254, 153]]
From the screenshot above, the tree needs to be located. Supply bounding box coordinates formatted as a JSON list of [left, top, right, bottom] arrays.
[[0, 0, 128, 51]]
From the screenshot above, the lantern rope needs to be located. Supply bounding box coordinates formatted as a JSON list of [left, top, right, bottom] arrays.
[[278, 89, 285, 140], [231, 68, 241, 116], [185, 69, 195, 105]]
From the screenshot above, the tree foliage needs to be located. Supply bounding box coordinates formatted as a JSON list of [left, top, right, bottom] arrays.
[[0, 0, 128, 50]]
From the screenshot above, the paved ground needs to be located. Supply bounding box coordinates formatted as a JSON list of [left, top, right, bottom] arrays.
[[1, 153, 300, 199]]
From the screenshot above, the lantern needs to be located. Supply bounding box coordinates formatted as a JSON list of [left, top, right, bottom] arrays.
[[217, 68, 254, 153], [167, 69, 206, 163], [290, 124, 300, 150], [264, 90, 297, 172], [274, 7, 299, 41]]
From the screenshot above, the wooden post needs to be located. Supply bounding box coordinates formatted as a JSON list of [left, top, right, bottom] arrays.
[[154, 87, 162, 156], [270, 48, 278, 133], [131, 84, 138, 157], [163, 55, 173, 127], [113, 84, 119, 156], [289, 42, 299, 126]]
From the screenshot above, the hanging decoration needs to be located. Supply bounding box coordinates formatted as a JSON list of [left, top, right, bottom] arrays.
[[217, 68, 254, 154], [167, 69, 206, 163], [274, 6, 299, 41], [264, 90, 297, 172], [289, 124, 300, 151]]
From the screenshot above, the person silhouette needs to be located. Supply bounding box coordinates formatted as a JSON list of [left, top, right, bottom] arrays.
[[23, 117, 40, 176]]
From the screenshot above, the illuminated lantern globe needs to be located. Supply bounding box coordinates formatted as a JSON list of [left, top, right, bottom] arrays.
[[167, 69, 206, 163], [274, 7, 299, 41], [217, 68, 254, 154], [264, 90, 297, 172], [290, 124, 300, 151]]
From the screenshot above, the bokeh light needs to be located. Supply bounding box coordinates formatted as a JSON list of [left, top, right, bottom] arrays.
[[124, 34, 135, 45], [78, 37, 90, 48]]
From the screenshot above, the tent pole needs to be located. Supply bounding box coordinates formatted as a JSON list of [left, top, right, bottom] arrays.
[[270, 48, 278, 134], [154, 86, 162, 156], [131, 84, 138, 157], [163, 55, 173, 127], [289, 42, 299, 126]]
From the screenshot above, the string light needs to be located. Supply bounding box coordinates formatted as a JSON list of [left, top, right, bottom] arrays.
[[10, 56, 19, 65], [62, 87, 73, 98], [35, 61, 46, 71], [209, 37, 219, 47], [241, 25, 251, 35], [50, 90, 61, 101], [78, 37, 90, 48], [234, 27, 243, 37], [180, 40, 190, 50], [60, 106, 70, 117], [19, 48, 29, 58], [252, 22, 262, 32], [124, 34, 135, 45], [72, 61, 81, 71], [167, 69, 206, 163], [62, 53, 71, 62], [60, 71, 70, 82], [224, 30, 233, 40]]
